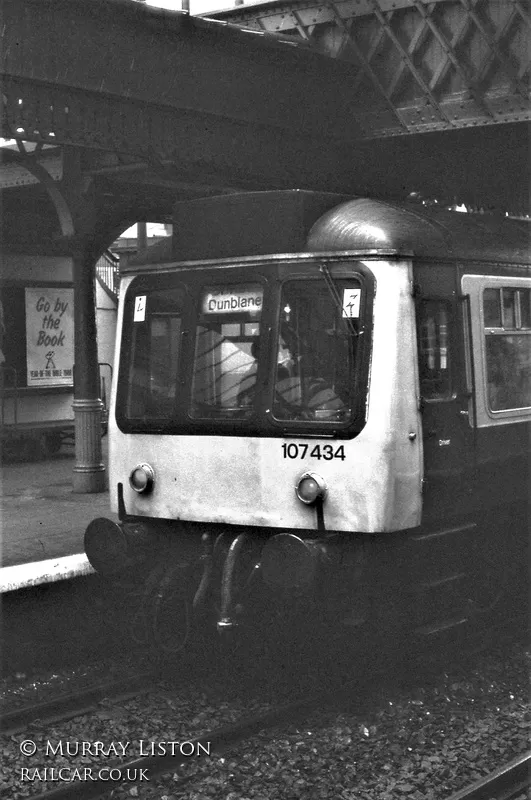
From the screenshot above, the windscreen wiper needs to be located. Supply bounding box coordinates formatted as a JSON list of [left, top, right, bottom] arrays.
[[319, 263, 359, 337]]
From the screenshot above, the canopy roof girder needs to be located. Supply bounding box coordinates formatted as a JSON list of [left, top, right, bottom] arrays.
[[1, 0, 530, 219], [1, 0, 364, 152]]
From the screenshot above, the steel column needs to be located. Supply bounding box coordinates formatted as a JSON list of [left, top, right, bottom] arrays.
[[71, 248, 106, 494]]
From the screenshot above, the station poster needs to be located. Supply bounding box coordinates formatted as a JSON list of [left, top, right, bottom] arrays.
[[25, 288, 74, 387]]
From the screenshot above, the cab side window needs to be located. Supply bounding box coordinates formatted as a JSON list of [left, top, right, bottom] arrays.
[[483, 288, 531, 412], [418, 300, 452, 400]]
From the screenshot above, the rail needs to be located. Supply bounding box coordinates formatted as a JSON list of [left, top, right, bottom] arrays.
[[5, 682, 341, 800], [1, 671, 155, 736], [445, 750, 531, 800]]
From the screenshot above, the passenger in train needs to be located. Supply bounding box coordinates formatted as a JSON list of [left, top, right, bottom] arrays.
[[236, 338, 260, 408]]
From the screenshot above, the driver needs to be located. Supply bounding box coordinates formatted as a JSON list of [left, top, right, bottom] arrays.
[[274, 336, 301, 410], [274, 335, 348, 421], [276, 336, 295, 381]]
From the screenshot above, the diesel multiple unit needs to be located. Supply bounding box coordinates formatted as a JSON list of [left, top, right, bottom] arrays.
[[85, 192, 530, 654]]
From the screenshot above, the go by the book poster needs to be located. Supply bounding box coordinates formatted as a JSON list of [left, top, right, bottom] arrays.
[[25, 288, 74, 387]]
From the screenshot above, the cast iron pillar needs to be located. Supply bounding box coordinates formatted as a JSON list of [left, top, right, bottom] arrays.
[[8, 144, 107, 492], [72, 247, 106, 493]]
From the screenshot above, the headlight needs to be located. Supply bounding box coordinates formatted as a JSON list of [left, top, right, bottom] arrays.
[[129, 463, 155, 494], [295, 471, 327, 505]]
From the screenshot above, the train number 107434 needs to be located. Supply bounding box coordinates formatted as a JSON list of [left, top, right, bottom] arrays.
[[282, 443, 346, 461]]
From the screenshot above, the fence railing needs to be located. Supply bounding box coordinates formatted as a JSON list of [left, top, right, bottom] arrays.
[[95, 250, 120, 301]]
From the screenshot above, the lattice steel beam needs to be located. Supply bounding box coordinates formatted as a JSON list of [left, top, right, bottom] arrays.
[[210, 0, 531, 135], [326, 5, 410, 132], [1, 0, 529, 215]]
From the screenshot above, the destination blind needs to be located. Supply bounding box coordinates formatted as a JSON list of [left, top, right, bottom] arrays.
[[201, 284, 263, 315]]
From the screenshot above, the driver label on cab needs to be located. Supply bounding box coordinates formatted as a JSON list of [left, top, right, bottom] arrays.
[[342, 289, 361, 318]]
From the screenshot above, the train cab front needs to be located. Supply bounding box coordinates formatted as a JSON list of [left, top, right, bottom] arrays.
[[84, 247, 423, 654]]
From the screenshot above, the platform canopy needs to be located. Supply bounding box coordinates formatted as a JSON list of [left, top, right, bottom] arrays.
[[0, 0, 354, 252], [1, 0, 530, 254], [210, 0, 531, 137]]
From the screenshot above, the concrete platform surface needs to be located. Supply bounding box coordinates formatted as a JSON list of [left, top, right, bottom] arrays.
[[1, 441, 117, 581]]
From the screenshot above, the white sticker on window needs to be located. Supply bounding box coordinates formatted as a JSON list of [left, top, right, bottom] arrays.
[[342, 289, 361, 318], [133, 295, 146, 322]]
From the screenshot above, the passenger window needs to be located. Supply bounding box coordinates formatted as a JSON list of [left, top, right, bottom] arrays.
[[520, 290, 531, 329], [126, 288, 184, 419], [483, 288, 501, 327], [502, 289, 517, 329], [483, 288, 531, 412], [418, 300, 452, 400]]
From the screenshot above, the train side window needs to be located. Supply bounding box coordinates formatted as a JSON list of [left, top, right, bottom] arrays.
[[484, 287, 531, 412], [417, 300, 452, 400], [520, 290, 531, 328], [502, 288, 517, 328], [483, 289, 501, 327]]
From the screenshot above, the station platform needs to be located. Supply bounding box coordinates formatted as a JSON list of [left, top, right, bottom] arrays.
[[0, 439, 117, 592]]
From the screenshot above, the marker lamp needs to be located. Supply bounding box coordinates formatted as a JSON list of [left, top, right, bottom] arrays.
[[295, 472, 327, 505], [129, 463, 155, 494]]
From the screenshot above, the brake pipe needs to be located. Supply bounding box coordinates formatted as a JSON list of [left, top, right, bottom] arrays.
[[217, 533, 249, 631]]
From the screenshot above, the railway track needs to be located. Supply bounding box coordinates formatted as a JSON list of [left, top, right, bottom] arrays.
[[2, 643, 527, 799], [11, 686, 333, 800], [0, 671, 155, 735], [12, 705, 531, 800], [445, 751, 531, 800]]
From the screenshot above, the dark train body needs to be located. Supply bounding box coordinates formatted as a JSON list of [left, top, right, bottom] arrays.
[[85, 191, 530, 652]]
